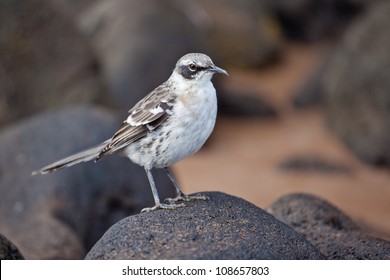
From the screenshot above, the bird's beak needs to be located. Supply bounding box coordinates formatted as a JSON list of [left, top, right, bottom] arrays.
[[209, 65, 229, 76]]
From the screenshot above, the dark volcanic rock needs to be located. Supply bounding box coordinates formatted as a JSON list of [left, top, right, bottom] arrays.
[[86, 192, 324, 260], [0, 106, 174, 259], [0, 234, 24, 260], [323, 1, 390, 166], [267, 193, 390, 259]]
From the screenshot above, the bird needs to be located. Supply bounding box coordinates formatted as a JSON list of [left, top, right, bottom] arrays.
[[32, 53, 228, 212]]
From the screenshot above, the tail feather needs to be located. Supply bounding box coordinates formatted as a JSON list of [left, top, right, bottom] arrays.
[[32, 140, 110, 175]]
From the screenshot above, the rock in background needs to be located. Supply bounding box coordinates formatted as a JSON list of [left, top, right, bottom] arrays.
[[0, 0, 109, 128], [267, 193, 390, 259], [322, 1, 390, 166], [268, 0, 369, 41]]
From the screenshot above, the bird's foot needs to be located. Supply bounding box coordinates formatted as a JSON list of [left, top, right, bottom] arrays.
[[165, 193, 209, 204], [141, 202, 185, 213]]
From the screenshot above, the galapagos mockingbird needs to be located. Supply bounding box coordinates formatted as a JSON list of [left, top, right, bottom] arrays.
[[32, 53, 228, 212]]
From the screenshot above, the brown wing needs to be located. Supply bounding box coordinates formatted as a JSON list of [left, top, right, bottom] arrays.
[[95, 83, 175, 161], [126, 83, 174, 126]]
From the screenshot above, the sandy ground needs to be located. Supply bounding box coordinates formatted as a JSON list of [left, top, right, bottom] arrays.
[[172, 43, 390, 241]]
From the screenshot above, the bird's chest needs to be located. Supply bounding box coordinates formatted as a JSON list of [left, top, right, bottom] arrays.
[[179, 83, 216, 129], [153, 85, 216, 165]]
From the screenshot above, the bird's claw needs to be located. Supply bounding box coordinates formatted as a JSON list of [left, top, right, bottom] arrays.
[[141, 202, 186, 213], [165, 193, 209, 204]]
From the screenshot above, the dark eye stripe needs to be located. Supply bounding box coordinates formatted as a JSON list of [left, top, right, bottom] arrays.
[[196, 66, 208, 71], [178, 65, 210, 80]]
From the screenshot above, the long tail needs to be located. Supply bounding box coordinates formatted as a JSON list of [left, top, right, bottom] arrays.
[[32, 140, 110, 175]]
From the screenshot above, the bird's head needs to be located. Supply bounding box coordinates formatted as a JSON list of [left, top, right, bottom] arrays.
[[172, 53, 228, 86]]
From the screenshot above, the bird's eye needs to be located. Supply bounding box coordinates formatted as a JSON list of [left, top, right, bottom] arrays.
[[188, 63, 197, 72]]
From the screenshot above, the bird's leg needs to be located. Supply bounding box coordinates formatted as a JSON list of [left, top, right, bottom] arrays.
[[141, 167, 185, 212], [164, 167, 208, 203]]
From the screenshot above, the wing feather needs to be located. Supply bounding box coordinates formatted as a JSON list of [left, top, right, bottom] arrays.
[[96, 83, 175, 160], [126, 83, 173, 126]]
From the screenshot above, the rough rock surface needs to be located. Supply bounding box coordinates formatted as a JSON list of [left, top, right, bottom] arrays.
[[267, 193, 390, 259], [0, 106, 174, 259], [0, 234, 24, 260], [86, 192, 324, 260], [323, 1, 390, 166]]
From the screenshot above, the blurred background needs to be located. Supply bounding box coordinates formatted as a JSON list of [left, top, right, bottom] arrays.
[[1, 0, 390, 259]]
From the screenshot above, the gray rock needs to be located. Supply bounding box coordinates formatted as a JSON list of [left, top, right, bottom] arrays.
[[0, 0, 108, 128], [0, 234, 24, 260], [86, 192, 324, 260], [267, 193, 390, 259], [0, 106, 174, 259], [323, 1, 390, 166]]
